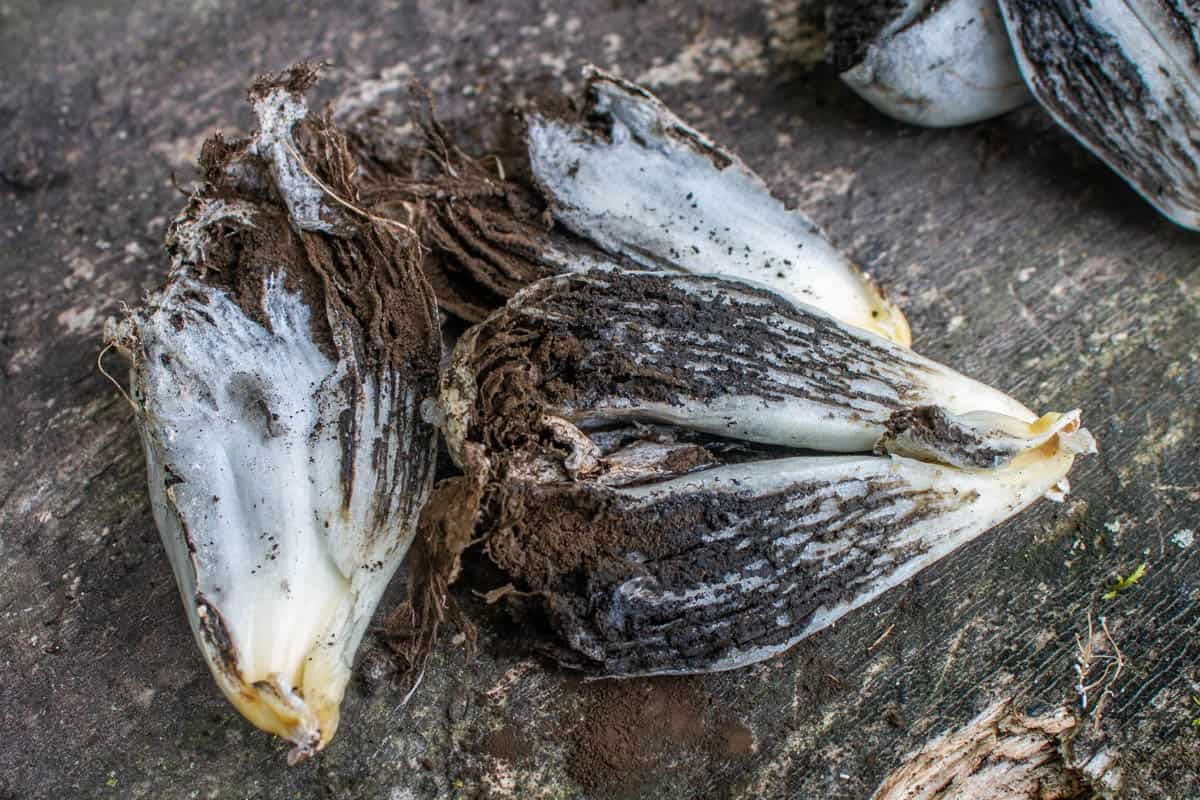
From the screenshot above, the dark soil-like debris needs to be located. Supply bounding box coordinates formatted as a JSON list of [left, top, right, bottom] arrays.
[[381, 458, 485, 674], [480, 724, 533, 764], [826, 1, 912, 71], [880, 404, 1013, 468], [566, 677, 754, 795]]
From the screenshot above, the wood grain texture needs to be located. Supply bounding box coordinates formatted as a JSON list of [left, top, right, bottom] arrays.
[[0, 1, 1197, 798]]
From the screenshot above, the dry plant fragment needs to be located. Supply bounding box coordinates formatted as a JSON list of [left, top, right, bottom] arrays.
[[871, 699, 1091, 800], [351, 93, 566, 323], [104, 66, 440, 762], [1074, 612, 1125, 733]]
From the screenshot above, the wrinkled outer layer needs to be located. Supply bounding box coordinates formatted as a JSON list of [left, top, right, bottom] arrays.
[[349, 100, 565, 323]]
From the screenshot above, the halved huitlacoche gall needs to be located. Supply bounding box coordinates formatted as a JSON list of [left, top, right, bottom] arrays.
[[830, 0, 1031, 127], [354, 69, 911, 344], [103, 67, 440, 762], [439, 271, 1094, 676], [829, 0, 1200, 231], [526, 70, 911, 346], [998, 0, 1200, 230]]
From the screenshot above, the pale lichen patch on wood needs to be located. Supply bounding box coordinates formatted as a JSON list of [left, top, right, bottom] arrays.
[[637, 35, 769, 88], [760, 0, 827, 70]]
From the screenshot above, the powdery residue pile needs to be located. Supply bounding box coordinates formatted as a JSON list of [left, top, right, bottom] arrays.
[[566, 677, 755, 795]]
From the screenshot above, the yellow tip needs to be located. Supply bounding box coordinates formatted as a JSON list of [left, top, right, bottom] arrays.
[[211, 665, 342, 764]]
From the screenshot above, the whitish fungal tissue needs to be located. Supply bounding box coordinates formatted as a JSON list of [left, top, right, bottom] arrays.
[[105, 66, 440, 762], [525, 71, 912, 345], [831, 0, 1031, 127]]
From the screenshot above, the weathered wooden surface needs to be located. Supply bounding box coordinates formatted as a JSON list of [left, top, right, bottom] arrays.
[[1, 1, 1197, 798]]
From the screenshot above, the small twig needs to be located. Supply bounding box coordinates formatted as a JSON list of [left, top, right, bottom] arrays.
[[395, 662, 427, 710], [168, 171, 192, 198], [1091, 616, 1125, 734], [1075, 612, 1098, 710], [1007, 281, 1059, 353], [96, 343, 137, 413], [869, 623, 896, 651], [692, 2, 711, 41], [1074, 610, 1125, 732], [1154, 483, 1200, 494]]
